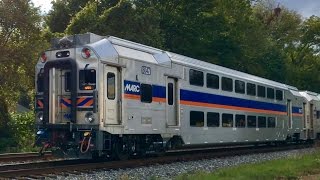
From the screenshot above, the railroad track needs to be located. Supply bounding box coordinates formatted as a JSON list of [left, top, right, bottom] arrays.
[[0, 143, 312, 178], [0, 152, 53, 163]]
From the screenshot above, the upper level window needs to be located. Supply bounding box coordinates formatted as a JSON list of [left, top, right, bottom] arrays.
[[222, 77, 233, 92], [207, 73, 219, 89], [235, 80, 245, 94], [207, 112, 220, 127], [222, 113, 233, 127], [168, 83, 173, 105], [276, 90, 283, 101], [190, 111, 204, 127], [247, 83, 256, 96], [257, 85, 266, 98], [189, 69, 203, 86], [140, 84, 152, 103], [267, 87, 275, 99], [79, 69, 96, 90]]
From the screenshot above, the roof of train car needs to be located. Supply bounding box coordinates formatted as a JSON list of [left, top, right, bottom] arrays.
[[51, 33, 299, 92]]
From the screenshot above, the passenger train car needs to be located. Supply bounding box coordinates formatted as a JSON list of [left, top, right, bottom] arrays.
[[35, 33, 320, 159]]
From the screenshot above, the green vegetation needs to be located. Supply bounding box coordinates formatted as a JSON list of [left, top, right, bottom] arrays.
[[175, 150, 320, 180], [1, 0, 320, 152]]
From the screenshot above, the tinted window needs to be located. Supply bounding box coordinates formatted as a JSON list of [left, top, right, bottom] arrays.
[[235, 114, 245, 128], [235, 80, 245, 94], [207, 112, 219, 127], [107, 73, 115, 100], [141, 84, 152, 103], [37, 70, 44, 92], [168, 83, 173, 105], [222, 113, 233, 127], [276, 90, 283, 101], [247, 83, 256, 96], [222, 77, 233, 92], [190, 111, 204, 127], [267, 87, 275, 99], [258, 116, 266, 128], [79, 69, 96, 90], [189, 69, 203, 86], [207, 73, 219, 89], [247, 116, 256, 128], [257, 85, 266, 98], [267, 117, 276, 128], [65, 72, 71, 92]]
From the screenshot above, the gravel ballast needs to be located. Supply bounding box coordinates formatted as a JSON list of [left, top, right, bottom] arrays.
[[51, 148, 317, 180]]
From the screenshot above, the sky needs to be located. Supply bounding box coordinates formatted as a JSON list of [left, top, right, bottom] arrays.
[[31, 0, 320, 17]]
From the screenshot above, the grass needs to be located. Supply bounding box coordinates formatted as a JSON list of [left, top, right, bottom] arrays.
[[175, 149, 320, 180]]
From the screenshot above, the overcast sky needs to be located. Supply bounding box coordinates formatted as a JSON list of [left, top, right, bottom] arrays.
[[31, 0, 320, 17]]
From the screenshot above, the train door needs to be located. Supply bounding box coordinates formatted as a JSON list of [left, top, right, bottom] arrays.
[[49, 68, 71, 123], [166, 77, 178, 126], [309, 104, 314, 138], [104, 65, 120, 125]]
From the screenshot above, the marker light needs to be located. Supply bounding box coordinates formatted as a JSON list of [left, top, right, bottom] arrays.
[[81, 48, 91, 59], [41, 52, 47, 63], [85, 112, 95, 123]]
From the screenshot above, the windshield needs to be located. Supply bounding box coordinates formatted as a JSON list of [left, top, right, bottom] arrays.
[[79, 69, 96, 90]]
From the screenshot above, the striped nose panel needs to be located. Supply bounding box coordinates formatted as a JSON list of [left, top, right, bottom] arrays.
[[60, 97, 93, 108]]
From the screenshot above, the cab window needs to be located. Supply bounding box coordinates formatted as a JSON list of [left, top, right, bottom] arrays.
[[79, 69, 96, 90]]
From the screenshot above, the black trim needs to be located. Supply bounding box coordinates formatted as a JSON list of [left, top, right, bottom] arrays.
[[43, 59, 77, 124], [78, 93, 93, 96]]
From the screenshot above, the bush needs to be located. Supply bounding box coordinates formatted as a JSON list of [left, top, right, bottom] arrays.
[[7, 112, 37, 152]]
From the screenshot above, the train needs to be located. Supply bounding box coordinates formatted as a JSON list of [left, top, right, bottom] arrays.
[[35, 33, 320, 159]]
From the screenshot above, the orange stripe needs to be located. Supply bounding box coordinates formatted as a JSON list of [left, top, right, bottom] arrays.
[[83, 99, 94, 107], [77, 97, 85, 104], [180, 100, 287, 115], [293, 113, 303, 117], [153, 97, 166, 103], [124, 94, 140, 100], [63, 98, 71, 104], [60, 103, 68, 109]]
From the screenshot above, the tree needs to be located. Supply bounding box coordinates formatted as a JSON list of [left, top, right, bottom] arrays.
[[0, 0, 45, 135]]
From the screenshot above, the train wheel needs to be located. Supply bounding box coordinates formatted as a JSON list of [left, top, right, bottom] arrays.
[[114, 139, 130, 160]]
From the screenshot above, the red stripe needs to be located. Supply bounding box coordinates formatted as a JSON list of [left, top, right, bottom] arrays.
[[37, 100, 44, 108], [153, 97, 166, 103], [124, 94, 140, 100]]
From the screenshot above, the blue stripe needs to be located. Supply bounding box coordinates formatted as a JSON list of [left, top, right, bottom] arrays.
[[60, 99, 71, 107], [181, 89, 287, 113], [153, 85, 166, 98], [78, 98, 92, 106]]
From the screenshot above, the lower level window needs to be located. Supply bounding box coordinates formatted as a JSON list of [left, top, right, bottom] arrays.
[[222, 113, 233, 127], [207, 112, 220, 127], [190, 111, 204, 127], [247, 116, 257, 128], [268, 117, 276, 128]]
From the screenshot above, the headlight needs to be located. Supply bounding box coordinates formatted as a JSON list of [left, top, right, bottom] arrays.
[[37, 112, 43, 122], [85, 112, 95, 123]]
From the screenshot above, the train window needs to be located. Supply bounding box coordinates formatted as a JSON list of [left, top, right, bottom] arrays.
[[317, 111, 320, 119], [107, 73, 115, 100], [276, 90, 283, 101], [222, 77, 233, 92], [79, 69, 96, 90], [190, 111, 204, 127], [168, 83, 173, 105], [267, 117, 276, 128], [189, 69, 203, 86], [222, 113, 233, 127], [235, 80, 245, 94], [235, 114, 245, 128], [207, 73, 219, 89], [37, 69, 44, 92], [257, 85, 266, 98], [247, 83, 256, 96], [258, 116, 267, 128], [140, 84, 152, 103], [207, 112, 220, 127], [267, 88, 275, 99], [247, 116, 256, 128], [65, 72, 71, 92]]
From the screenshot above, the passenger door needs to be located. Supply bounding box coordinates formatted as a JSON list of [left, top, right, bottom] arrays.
[[166, 77, 178, 126], [104, 65, 120, 125]]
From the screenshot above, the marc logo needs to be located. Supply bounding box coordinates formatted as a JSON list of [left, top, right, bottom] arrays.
[[125, 83, 140, 93]]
